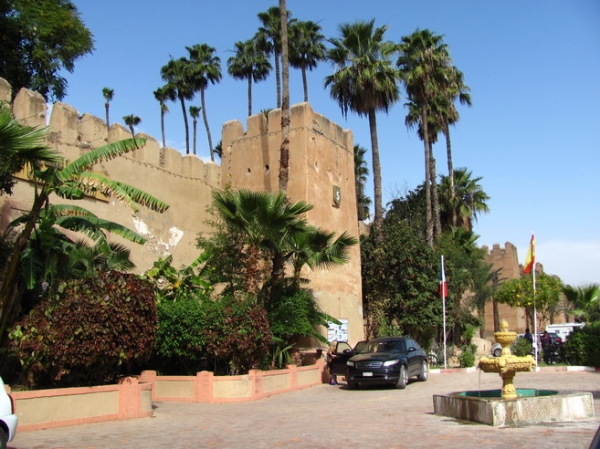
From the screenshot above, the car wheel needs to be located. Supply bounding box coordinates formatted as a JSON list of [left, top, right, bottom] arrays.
[[0, 427, 7, 449], [493, 348, 502, 357], [417, 360, 428, 381], [347, 381, 358, 390], [395, 365, 407, 389]]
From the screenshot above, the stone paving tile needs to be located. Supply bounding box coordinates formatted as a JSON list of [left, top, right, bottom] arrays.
[[10, 370, 600, 449]]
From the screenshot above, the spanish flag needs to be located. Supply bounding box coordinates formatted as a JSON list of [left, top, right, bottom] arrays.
[[523, 234, 535, 274]]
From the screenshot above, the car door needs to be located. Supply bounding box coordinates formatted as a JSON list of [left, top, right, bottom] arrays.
[[329, 341, 366, 376], [405, 339, 423, 376]]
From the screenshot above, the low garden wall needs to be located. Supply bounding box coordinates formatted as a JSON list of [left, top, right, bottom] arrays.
[[10, 376, 153, 431], [138, 359, 327, 403], [9, 360, 327, 431]]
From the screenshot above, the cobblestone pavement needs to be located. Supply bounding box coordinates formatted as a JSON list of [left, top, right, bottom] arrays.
[[10, 369, 600, 449]]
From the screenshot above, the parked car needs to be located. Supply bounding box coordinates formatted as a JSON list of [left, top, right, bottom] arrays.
[[345, 336, 428, 390], [328, 340, 368, 376], [0, 377, 18, 449]]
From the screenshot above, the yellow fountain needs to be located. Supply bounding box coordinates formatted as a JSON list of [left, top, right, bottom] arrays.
[[478, 319, 535, 399]]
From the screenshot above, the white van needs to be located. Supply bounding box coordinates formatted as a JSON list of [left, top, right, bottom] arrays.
[[545, 322, 585, 342]]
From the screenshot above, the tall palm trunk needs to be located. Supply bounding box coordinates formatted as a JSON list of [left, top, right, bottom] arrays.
[[368, 109, 384, 232], [247, 76, 253, 117], [193, 118, 197, 155], [301, 63, 308, 102], [430, 151, 441, 242], [444, 122, 457, 227], [422, 108, 433, 247], [160, 109, 166, 148], [278, 0, 290, 195], [179, 95, 190, 154], [275, 49, 282, 109], [105, 104, 110, 128], [200, 89, 214, 161]]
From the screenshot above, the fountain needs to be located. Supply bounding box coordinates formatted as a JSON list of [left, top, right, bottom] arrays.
[[433, 320, 594, 426], [477, 319, 535, 399]]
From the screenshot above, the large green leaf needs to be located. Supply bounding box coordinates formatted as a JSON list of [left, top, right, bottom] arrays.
[[59, 138, 146, 179], [55, 216, 146, 244]]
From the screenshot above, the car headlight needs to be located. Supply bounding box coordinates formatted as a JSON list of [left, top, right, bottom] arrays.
[[383, 359, 399, 367], [346, 361, 354, 367]]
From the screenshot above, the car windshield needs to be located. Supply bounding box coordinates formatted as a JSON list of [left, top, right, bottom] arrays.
[[362, 340, 406, 353]]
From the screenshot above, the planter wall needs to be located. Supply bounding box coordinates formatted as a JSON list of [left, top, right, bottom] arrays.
[[11, 376, 152, 431], [138, 359, 327, 403]]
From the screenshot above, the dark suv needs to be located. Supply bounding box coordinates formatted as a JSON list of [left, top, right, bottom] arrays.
[[345, 336, 428, 390]]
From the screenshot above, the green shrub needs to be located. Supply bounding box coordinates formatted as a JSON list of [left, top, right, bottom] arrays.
[[151, 298, 213, 375], [9, 271, 157, 388], [460, 344, 477, 367], [564, 323, 600, 366], [151, 294, 272, 376], [267, 286, 330, 345], [512, 337, 533, 357]]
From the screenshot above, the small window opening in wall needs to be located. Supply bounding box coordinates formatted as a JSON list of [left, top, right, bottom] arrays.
[[265, 164, 269, 174]]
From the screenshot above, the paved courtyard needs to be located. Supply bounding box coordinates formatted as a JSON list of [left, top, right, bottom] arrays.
[[10, 369, 600, 449]]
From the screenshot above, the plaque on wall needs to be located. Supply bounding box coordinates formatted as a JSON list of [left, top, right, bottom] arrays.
[[332, 185, 341, 208]]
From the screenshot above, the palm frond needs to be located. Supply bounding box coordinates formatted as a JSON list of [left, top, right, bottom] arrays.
[[60, 138, 146, 179]]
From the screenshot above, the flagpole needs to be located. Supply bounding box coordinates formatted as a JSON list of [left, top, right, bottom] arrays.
[[442, 255, 447, 369], [533, 266, 538, 370], [532, 237, 538, 370]]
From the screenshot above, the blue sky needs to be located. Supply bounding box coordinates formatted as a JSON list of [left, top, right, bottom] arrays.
[[58, 1, 600, 287]]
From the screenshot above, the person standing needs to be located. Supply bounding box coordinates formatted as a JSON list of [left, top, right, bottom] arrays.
[[326, 342, 338, 385]]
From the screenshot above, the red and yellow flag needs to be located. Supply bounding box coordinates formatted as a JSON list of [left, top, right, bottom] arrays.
[[523, 234, 535, 274]]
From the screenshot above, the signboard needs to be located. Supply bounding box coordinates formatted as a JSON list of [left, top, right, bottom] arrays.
[[327, 319, 348, 342]]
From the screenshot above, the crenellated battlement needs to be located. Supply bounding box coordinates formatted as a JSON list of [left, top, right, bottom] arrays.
[[1, 78, 219, 185]]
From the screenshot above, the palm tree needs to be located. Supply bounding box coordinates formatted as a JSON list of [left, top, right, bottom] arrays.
[[439, 168, 490, 231], [153, 85, 176, 148], [256, 6, 293, 109], [186, 44, 222, 162], [289, 20, 326, 102], [227, 38, 272, 117], [211, 189, 312, 296], [161, 57, 194, 154], [189, 105, 200, 155], [0, 108, 169, 345], [562, 284, 600, 322], [353, 144, 371, 221], [397, 29, 451, 247], [325, 20, 400, 231], [279, 0, 290, 195], [102, 87, 114, 128], [123, 114, 141, 136], [404, 98, 444, 239]]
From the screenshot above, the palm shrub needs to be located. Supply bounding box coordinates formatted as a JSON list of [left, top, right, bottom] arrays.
[[9, 271, 157, 388]]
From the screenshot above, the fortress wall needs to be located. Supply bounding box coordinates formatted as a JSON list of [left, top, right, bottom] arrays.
[[222, 102, 364, 344], [482, 242, 526, 337], [2, 80, 220, 273]]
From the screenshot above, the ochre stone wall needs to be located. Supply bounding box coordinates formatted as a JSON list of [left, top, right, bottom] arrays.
[[1, 79, 364, 344], [222, 103, 364, 344], [1, 78, 219, 274]]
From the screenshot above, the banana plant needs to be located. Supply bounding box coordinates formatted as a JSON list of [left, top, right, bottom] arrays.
[[0, 108, 169, 347]]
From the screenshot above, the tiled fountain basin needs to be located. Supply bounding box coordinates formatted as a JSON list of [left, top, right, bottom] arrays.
[[433, 389, 594, 427]]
